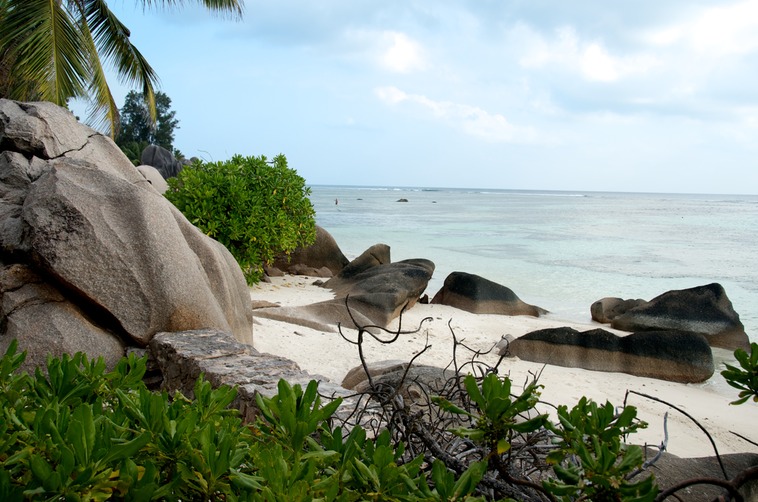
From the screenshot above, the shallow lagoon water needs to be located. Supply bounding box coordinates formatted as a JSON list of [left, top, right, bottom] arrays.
[[310, 185, 758, 343]]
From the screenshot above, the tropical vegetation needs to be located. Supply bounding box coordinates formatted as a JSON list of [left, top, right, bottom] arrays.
[[0, 335, 756, 500], [0, 0, 243, 136], [165, 154, 317, 284], [117, 90, 180, 164], [721, 342, 758, 405]]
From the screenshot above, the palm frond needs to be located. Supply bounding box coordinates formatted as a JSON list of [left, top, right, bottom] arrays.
[[137, 0, 244, 19], [2, 0, 87, 104], [82, 0, 158, 126], [75, 10, 120, 136]]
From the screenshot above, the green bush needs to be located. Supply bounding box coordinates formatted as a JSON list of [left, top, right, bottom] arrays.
[[0, 342, 486, 501], [0, 340, 666, 501], [545, 398, 657, 501], [0, 340, 257, 500], [165, 154, 316, 284], [721, 342, 758, 405]]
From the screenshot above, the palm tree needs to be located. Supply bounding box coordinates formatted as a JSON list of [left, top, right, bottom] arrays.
[[0, 0, 243, 137]]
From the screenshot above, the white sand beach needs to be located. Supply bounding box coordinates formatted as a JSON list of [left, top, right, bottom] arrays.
[[251, 275, 758, 459]]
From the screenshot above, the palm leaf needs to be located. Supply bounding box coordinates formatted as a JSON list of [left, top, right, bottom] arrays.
[[137, 0, 244, 19], [79, 0, 158, 135], [75, 7, 121, 136], [2, 0, 88, 104]]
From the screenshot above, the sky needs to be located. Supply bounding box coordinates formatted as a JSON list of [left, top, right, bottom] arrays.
[[78, 0, 758, 194]]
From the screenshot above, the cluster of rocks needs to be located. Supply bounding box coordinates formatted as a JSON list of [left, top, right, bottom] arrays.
[[1, 99, 754, 497], [0, 98, 751, 400], [263, 238, 548, 333], [0, 99, 253, 372], [269, 230, 748, 385]]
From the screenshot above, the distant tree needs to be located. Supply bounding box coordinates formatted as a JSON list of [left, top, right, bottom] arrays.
[[117, 90, 179, 162]]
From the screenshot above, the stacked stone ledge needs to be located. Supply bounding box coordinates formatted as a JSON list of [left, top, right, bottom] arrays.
[[149, 329, 353, 422]]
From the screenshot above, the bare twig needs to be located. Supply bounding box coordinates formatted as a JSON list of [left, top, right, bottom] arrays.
[[626, 390, 729, 480], [729, 430, 758, 449]]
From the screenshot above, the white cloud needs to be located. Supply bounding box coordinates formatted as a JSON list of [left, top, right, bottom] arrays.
[[339, 29, 429, 73], [517, 25, 660, 82], [645, 0, 758, 57], [580, 44, 618, 82], [690, 0, 758, 56], [374, 86, 408, 104], [379, 32, 428, 73], [375, 86, 535, 143]]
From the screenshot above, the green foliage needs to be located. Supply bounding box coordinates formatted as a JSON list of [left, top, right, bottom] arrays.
[[544, 397, 657, 502], [721, 342, 758, 405], [427, 460, 488, 502], [0, 341, 672, 501], [116, 90, 179, 155], [0, 343, 490, 500], [0, 340, 257, 500], [434, 373, 547, 456], [165, 154, 317, 284], [118, 140, 150, 166]]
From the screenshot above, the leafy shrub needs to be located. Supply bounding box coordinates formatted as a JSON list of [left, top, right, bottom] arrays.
[[0, 340, 257, 500], [434, 373, 547, 456], [721, 342, 758, 405], [545, 398, 657, 501], [0, 342, 489, 500], [165, 154, 316, 283], [0, 338, 674, 501]]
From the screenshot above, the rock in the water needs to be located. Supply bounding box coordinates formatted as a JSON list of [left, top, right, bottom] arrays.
[[140, 144, 182, 179], [272, 225, 348, 277], [431, 271, 547, 317], [591, 297, 646, 323], [610, 283, 748, 350], [507, 327, 715, 383], [0, 99, 253, 368]]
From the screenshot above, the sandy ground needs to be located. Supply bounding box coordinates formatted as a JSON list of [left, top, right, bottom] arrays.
[[251, 275, 758, 459]]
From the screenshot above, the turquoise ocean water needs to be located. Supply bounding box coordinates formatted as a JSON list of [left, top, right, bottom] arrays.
[[309, 186, 757, 343]]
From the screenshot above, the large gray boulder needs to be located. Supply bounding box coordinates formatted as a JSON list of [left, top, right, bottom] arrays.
[[332, 243, 391, 281], [0, 99, 253, 368], [431, 271, 547, 317], [0, 264, 125, 372], [149, 329, 350, 422], [506, 327, 715, 383], [610, 283, 748, 351], [271, 225, 349, 277], [136, 165, 169, 194], [255, 246, 434, 331], [342, 360, 453, 418], [324, 255, 435, 326], [140, 144, 182, 179], [638, 448, 758, 502]]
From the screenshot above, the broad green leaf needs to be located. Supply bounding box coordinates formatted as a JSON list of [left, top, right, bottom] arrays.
[[452, 460, 487, 499]]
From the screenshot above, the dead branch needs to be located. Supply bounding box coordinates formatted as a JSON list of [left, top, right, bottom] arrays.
[[626, 389, 729, 480]]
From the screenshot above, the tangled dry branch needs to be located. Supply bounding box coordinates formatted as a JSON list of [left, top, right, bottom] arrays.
[[324, 297, 757, 501]]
